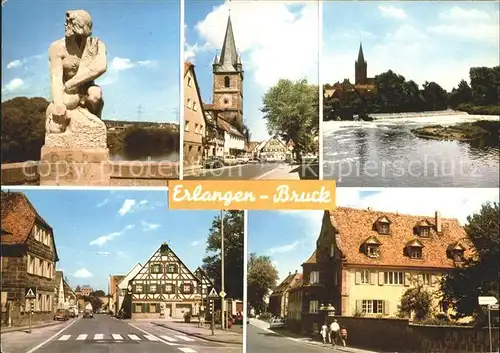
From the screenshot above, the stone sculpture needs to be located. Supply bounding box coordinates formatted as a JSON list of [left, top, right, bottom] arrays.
[[44, 9, 107, 148], [40, 10, 110, 185]]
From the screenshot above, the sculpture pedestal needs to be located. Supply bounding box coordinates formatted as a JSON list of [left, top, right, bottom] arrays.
[[39, 147, 111, 186]]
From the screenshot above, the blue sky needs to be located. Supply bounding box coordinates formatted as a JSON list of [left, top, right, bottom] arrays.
[[6, 188, 220, 293], [185, 0, 319, 141], [248, 188, 499, 282], [1, 0, 180, 123], [323, 1, 499, 91]]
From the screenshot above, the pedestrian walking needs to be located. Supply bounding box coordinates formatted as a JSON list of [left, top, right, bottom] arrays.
[[320, 323, 328, 344], [340, 327, 348, 347], [330, 319, 340, 347]]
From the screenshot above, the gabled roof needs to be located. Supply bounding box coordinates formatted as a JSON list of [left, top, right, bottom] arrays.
[[303, 250, 317, 264], [270, 272, 302, 297], [194, 267, 214, 286], [260, 136, 287, 151], [184, 61, 206, 120], [1, 191, 59, 262], [327, 207, 469, 269], [55, 271, 64, 289], [214, 15, 240, 73], [217, 116, 244, 138], [117, 263, 143, 288], [63, 279, 76, 298], [364, 235, 382, 246], [246, 141, 262, 152]]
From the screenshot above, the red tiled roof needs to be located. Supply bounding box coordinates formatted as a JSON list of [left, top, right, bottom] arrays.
[[328, 207, 470, 269], [184, 61, 192, 76], [270, 272, 302, 297], [1, 191, 51, 245], [304, 250, 317, 264]]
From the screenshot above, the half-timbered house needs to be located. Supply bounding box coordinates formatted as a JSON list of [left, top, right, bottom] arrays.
[[129, 242, 202, 319]]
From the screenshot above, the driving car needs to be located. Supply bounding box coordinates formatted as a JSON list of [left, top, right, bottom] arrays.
[[203, 157, 224, 169], [83, 309, 94, 318], [269, 318, 285, 329], [54, 309, 70, 321]]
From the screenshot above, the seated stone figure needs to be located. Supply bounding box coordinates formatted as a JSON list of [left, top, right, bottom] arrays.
[[45, 10, 107, 135]]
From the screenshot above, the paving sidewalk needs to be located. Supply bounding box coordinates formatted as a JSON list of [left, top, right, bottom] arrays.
[[249, 319, 379, 353], [151, 320, 243, 345], [255, 164, 300, 180], [1, 319, 64, 334]]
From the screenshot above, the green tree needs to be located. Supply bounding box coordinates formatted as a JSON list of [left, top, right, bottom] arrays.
[[441, 202, 499, 322], [449, 80, 473, 109], [92, 290, 106, 297], [1, 97, 48, 163], [422, 81, 448, 111], [202, 211, 244, 300], [398, 282, 434, 320], [470, 66, 500, 106], [261, 78, 318, 160], [247, 253, 279, 312]]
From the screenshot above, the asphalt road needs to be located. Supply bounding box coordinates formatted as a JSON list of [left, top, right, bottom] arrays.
[[1, 315, 241, 353], [247, 324, 332, 353], [184, 163, 280, 180]]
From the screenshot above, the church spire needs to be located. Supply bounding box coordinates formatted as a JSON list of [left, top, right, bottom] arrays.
[[217, 14, 239, 72], [357, 42, 365, 63]]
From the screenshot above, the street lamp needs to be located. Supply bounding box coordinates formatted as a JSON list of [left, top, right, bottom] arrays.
[[127, 284, 133, 319]]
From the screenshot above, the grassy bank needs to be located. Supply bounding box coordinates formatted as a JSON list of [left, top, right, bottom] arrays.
[[456, 104, 500, 116], [412, 121, 499, 142]]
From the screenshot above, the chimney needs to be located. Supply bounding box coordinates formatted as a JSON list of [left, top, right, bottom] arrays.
[[435, 211, 442, 234], [295, 270, 298, 274], [288, 271, 291, 276], [367, 207, 372, 211]]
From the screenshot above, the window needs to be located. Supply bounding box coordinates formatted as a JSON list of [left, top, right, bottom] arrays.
[[187, 98, 192, 109], [309, 300, 319, 313], [309, 271, 319, 284], [453, 251, 464, 262], [149, 284, 157, 293], [379, 223, 389, 234], [149, 304, 158, 313], [185, 121, 190, 132], [410, 247, 422, 259], [367, 246, 380, 258], [165, 284, 174, 294], [419, 227, 430, 237], [361, 270, 370, 284], [187, 77, 192, 87], [193, 101, 197, 111], [134, 303, 143, 313], [224, 76, 230, 88], [330, 244, 335, 257], [27, 254, 34, 274], [422, 273, 431, 285], [182, 284, 191, 293], [121, 289, 127, 296], [135, 285, 143, 293], [384, 272, 404, 285], [362, 300, 384, 314], [166, 264, 178, 274], [224, 98, 229, 104], [150, 264, 162, 274]]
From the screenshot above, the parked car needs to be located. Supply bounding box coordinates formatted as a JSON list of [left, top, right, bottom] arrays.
[[203, 157, 224, 169], [83, 309, 94, 319], [269, 318, 285, 329], [223, 155, 238, 166], [236, 156, 249, 164], [54, 309, 70, 321]]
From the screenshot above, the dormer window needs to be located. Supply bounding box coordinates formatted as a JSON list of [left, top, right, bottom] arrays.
[[415, 220, 433, 237], [362, 236, 382, 258], [374, 216, 391, 235], [406, 239, 424, 259], [447, 242, 466, 263], [419, 227, 430, 237]]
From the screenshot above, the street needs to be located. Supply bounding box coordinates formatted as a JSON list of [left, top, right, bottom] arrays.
[[185, 162, 319, 180], [1, 315, 241, 353]]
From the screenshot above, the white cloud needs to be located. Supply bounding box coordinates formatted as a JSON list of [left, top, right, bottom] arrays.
[[98, 57, 157, 86], [378, 5, 407, 20], [192, 1, 319, 140], [335, 188, 498, 225], [89, 224, 135, 246], [96, 198, 109, 208], [439, 6, 490, 21], [2, 78, 24, 93], [267, 240, 300, 255], [6, 60, 21, 69], [141, 220, 161, 231], [96, 251, 111, 256], [72, 268, 93, 278], [110, 57, 135, 71], [118, 199, 136, 216]]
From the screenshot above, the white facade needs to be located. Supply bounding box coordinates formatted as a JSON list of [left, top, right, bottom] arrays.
[[116, 263, 143, 314], [56, 276, 65, 309], [224, 131, 245, 155]]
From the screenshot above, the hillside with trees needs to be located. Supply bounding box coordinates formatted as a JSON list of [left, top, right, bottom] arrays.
[[1, 97, 180, 163]]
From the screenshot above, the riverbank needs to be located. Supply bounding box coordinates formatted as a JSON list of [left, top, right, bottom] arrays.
[[412, 120, 499, 141], [456, 103, 500, 116]]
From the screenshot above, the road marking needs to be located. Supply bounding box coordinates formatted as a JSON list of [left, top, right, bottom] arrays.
[[144, 334, 161, 341], [175, 335, 195, 342], [128, 334, 141, 341], [128, 322, 178, 346], [58, 335, 71, 341], [112, 334, 123, 340], [76, 334, 87, 340], [26, 318, 79, 353], [177, 348, 197, 353], [161, 335, 178, 342], [94, 334, 104, 340], [254, 165, 282, 180]]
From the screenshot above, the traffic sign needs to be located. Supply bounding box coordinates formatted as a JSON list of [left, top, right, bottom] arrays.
[[490, 304, 499, 310], [219, 290, 226, 298], [478, 296, 498, 306], [25, 287, 36, 299], [208, 287, 219, 298]]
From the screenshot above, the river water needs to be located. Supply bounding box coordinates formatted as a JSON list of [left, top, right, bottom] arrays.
[[323, 112, 499, 187]]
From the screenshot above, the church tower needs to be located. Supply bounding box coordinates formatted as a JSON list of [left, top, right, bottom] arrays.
[[355, 42, 368, 85], [212, 14, 244, 132]]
